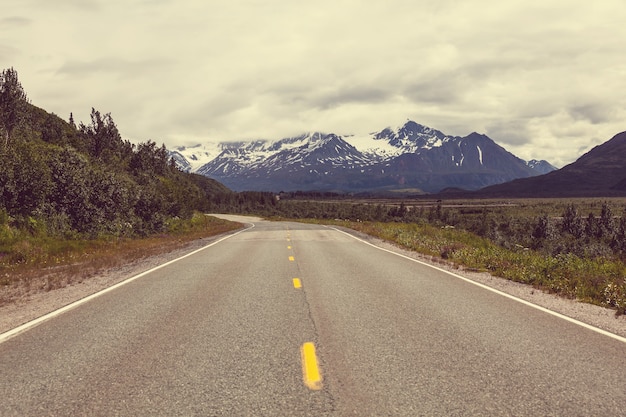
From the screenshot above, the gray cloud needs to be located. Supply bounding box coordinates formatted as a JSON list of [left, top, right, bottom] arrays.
[[0, 44, 18, 62], [0, 16, 31, 27], [17, 0, 101, 11], [485, 120, 532, 147], [4, 0, 626, 166], [57, 57, 174, 78], [568, 103, 614, 125], [403, 73, 467, 105], [305, 86, 394, 110]]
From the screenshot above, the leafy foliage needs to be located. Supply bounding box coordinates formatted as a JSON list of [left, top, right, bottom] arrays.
[[0, 67, 29, 146], [0, 67, 231, 240]]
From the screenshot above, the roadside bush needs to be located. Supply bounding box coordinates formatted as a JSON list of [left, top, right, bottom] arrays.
[[603, 282, 626, 315]]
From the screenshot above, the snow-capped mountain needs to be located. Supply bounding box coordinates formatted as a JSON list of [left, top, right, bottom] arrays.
[[526, 159, 558, 174], [170, 121, 556, 193]]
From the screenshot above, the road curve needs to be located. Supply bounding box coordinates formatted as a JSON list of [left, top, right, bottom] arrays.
[[1, 216, 625, 416]]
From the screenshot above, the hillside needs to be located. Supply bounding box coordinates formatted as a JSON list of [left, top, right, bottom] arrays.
[[0, 68, 231, 238], [476, 131, 626, 197]]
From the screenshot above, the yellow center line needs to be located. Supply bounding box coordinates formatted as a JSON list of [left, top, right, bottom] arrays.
[[289, 256, 295, 261], [287, 246, 292, 250], [300, 342, 323, 390], [293, 278, 302, 289]]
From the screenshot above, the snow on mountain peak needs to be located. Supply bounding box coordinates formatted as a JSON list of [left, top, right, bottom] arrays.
[[170, 121, 555, 187], [342, 120, 451, 159], [173, 121, 459, 172], [172, 143, 223, 171]]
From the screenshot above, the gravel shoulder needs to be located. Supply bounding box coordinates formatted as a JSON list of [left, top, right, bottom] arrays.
[[2, 221, 625, 340], [0, 235, 226, 335]]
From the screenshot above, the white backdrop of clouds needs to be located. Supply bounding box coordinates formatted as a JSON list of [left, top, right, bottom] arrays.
[[2, 0, 626, 166]]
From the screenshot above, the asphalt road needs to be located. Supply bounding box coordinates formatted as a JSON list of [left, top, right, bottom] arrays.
[[1, 216, 625, 416]]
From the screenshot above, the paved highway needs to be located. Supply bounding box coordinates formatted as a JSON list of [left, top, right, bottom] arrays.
[[1, 216, 625, 416]]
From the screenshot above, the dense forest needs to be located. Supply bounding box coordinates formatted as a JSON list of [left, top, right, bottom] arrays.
[[0, 67, 230, 238]]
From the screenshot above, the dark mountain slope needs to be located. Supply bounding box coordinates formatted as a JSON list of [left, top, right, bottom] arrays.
[[477, 131, 626, 197], [355, 132, 538, 193]]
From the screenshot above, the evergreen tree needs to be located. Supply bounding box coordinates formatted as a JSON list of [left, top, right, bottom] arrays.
[[0, 67, 29, 147], [599, 202, 614, 238], [561, 203, 583, 238], [79, 108, 130, 163], [69, 112, 76, 129], [585, 212, 599, 238]]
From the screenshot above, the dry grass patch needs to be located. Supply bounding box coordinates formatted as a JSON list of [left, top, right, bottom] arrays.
[[0, 214, 241, 306]]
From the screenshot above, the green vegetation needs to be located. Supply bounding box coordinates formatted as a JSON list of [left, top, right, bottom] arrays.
[[0, 68, 237, 301], [0, 68, 229, 237], [0, 67, 28, 147], [0, 113, 228, 238]]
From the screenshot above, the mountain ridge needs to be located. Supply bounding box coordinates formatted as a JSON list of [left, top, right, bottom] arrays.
[[171, 121, 557, 193]]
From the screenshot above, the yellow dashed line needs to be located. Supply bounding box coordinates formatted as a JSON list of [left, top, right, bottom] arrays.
[[301, 342, 323, 390], [293, 278, 302, 289], [289, 256, 295, 261]]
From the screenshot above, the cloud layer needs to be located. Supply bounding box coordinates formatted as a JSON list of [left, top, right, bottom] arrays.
[[3, 0, 626, 166]]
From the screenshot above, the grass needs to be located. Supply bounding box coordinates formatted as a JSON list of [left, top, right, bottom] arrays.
[[0, 214, 242, 306]]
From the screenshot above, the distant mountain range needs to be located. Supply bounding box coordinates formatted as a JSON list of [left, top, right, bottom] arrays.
[[472, 131, 626, 198], [170, 121, 556, 193]]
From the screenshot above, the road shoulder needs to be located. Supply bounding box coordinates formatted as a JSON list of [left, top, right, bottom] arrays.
[[331, 225, 626, 340]]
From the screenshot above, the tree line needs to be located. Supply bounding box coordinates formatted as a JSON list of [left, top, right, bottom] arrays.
[[212, 192, 626, 261]]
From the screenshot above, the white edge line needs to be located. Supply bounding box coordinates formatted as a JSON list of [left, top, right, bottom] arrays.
[[327, 226, 626, 345], [0, 223, 255, 345]]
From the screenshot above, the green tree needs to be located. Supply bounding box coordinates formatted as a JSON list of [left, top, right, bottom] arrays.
[[48, 147, 94, 233], [79, 108, 131, 163], [614, 210, 626, 256], [69, 112, 76, 129], [599, 202, 614, 238], [130, 140, 170, 178], [0, 67, 29, 147], [88, 167, 138, 236], [561, 203, 583, 238], [0, 142, 51, 216], [585, 212, 599, 239]]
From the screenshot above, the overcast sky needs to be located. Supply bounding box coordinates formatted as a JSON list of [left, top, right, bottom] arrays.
[[2, 0, 626, 167]]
